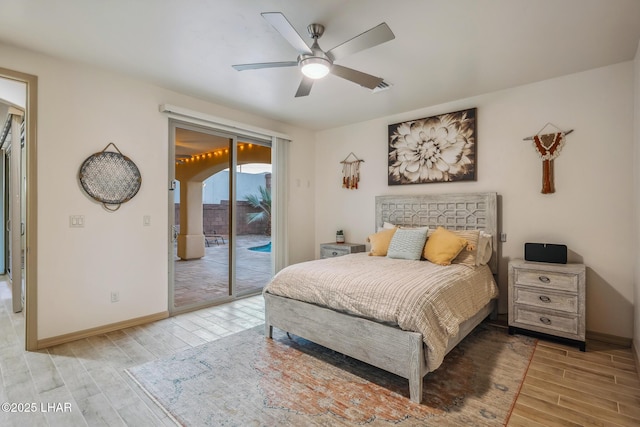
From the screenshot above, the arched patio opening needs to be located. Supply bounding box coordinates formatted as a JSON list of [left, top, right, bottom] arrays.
[[175, 136, 271, 260]]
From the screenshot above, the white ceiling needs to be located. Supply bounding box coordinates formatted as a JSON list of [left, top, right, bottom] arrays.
[[1, 0, 639, 130]]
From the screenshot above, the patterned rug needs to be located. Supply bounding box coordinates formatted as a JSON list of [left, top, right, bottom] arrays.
[[126, 323, 536, 426]]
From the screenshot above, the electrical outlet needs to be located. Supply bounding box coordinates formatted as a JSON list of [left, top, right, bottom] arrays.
[[143, 215, 151, 226], [110, 292, 120, 303], [500, 233, 507, 242]]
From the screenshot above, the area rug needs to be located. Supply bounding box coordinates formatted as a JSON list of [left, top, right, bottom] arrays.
[[126, 323, 536, 426]]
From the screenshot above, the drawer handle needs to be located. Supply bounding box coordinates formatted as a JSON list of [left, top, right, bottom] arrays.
[[539, 316, 552, 325], [539, 295, 551, 303], [332, 251, 338, 256], [538, 275, 551, 283]]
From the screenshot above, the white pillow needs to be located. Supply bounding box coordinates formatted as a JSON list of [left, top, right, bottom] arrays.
[[476, 231, 493, 266], [377, 222, 397, 232], [386, 228, 429, 260], [378, 222, 428, 232]]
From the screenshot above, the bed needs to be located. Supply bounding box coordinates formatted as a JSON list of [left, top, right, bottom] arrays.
[[263, 192, 499, 403]]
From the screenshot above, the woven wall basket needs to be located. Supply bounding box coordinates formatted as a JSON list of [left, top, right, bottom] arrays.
[[78, 143, 141, 211]]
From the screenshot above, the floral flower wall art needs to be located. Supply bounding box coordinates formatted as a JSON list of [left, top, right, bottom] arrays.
[[388, 108, 477, 185]]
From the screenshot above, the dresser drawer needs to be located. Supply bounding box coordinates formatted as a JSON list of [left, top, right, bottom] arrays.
[[508, 260, 585, 350], [320, 243, 365, 259], [515, 269, 578, 293], [513, 287, 577, 314], [320, 247, 350, 258], [512, 306, 578, 335]]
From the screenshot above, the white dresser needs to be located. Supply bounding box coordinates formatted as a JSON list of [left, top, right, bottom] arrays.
[[319, 242, 366, 259], [508, 259, 586, 351]]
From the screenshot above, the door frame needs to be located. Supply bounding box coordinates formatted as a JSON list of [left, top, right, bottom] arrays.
[[168, 119, 276, 314], [0, 67, 38, 351], [164, 105, 288, 315]]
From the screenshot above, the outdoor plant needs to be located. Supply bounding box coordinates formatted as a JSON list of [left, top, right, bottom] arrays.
[[245, 185, 271, 236]]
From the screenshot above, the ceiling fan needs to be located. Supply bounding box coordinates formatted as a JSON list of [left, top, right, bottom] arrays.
[[232, 12, 395, 97]]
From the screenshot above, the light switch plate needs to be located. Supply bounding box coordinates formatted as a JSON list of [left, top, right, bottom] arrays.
[[70, 215, 84, 228]]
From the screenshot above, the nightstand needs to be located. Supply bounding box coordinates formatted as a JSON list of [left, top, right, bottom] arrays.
[[320, 242, 366, 259], [508, 259, 586, 351]]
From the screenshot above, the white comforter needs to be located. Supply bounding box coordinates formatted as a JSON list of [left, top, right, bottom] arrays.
[[263, 252, 498, 370]]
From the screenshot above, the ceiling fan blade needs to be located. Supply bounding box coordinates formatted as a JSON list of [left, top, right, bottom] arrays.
[[261, 12, 313, 56], [232, 61, 298, 71], [294, 76, 314, 97], [331, 64, 383, 90], [327, 23, 395, 61]]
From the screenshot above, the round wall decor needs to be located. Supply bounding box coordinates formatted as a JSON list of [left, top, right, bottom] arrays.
[[79, 143, 141, 211]]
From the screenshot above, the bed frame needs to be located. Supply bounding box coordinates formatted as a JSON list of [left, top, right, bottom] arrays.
[[264, 192, 498, 403]]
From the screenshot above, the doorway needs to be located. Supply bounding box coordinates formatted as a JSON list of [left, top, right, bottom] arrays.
[[169, 120, 273, 314], [0, 67, 37, 351], [1, 104, 25, 313]]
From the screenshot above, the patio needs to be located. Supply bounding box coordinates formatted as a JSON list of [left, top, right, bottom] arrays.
[[174, 234, 272, 308]]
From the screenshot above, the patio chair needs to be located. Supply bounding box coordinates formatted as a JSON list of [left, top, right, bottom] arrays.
[[205, 231, 226, 247]]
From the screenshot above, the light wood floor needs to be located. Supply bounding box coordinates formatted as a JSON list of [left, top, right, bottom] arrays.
[[508, 337, 640, 426], [0, 277, 266, 427], [1, 275, 638, 426]]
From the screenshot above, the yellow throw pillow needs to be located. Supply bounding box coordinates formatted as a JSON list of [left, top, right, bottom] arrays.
[[423, 227, 469, 265], [367, 228, 397, 256]]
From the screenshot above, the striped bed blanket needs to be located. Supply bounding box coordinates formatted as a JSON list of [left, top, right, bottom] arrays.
[[264, 252, 498, 370]]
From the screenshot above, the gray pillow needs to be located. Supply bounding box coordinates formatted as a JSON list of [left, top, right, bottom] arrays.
[[386, 228, 428, 260]]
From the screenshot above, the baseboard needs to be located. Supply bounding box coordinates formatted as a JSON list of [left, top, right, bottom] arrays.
[[586, 330, 632, 348], [36, 311, 170, 349]]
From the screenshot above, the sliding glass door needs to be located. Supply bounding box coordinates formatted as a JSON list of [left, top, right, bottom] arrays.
[[169, 120, 272, 314], [234, 144, 272, 297]]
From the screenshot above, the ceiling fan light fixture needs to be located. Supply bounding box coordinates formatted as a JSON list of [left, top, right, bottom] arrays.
[[300, 56, 331, 79], [234, 13, 395, 97]]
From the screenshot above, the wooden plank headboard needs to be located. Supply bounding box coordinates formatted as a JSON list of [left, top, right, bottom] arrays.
[[375, 192, 498, 274]]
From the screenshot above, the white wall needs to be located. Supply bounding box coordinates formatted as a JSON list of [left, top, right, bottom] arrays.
[[2, 38, 634, 342], [0, 76, 26, 108], [316, 62, 635, 339], [0, 42, 316, 340], [175, 171, 270, 204], [201, 171, 269, 204]]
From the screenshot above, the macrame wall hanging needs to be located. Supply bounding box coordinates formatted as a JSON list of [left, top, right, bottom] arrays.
[[523, 123, 573, 194], [340, 152, 364, 190]]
